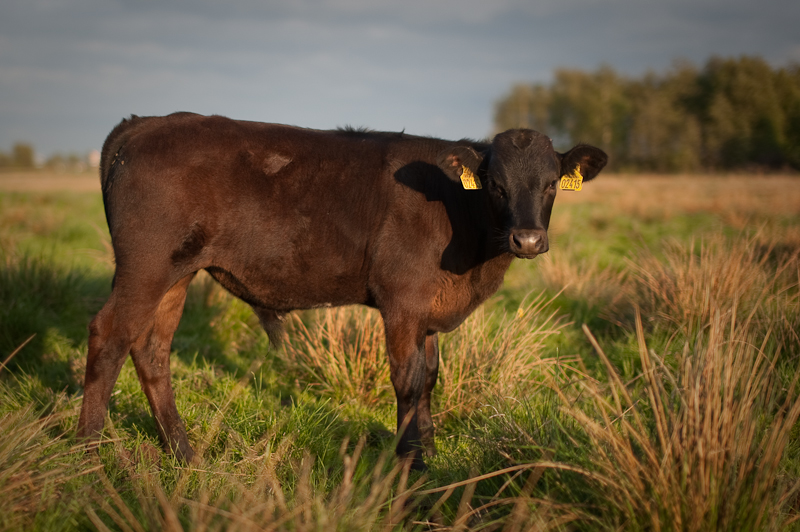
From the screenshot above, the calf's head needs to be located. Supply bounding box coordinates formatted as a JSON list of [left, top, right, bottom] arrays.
[[438, 129, 607, 258]]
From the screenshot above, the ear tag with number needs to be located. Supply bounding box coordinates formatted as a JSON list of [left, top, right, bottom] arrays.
[[559, 164, 583, 191], [460, 166, 482, 190]]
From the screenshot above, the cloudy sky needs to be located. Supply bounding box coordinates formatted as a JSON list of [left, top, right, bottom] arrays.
[[1, 0, 799, 158]]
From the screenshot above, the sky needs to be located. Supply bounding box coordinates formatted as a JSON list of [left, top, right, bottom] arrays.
[[1, 0, 799, 159]]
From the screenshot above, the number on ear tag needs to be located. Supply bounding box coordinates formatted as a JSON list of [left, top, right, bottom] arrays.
[[559, 164, 583, 191], [460, 166, 482, 190]]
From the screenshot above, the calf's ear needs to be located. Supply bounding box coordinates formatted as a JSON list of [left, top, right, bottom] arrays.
[[436, 146, 484, 183], [559, 144, 608, 182]]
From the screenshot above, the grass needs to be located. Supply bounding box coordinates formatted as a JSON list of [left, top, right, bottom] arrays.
[[1, 172, 799, 530]]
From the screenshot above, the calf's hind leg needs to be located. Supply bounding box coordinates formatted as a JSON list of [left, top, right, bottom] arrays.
[[77, 294, 137, 446], [77, 272, 192, 457], [129, 273, 196, 462], [78, 279, 173, 447]]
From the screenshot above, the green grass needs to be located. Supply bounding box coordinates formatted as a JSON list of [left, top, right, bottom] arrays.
[[1, 175, 799, 530]]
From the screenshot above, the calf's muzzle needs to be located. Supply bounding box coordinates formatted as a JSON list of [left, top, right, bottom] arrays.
[[509, 228, 549, 258]]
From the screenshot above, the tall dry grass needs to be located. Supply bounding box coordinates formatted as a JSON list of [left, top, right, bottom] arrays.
[[552, 308, 800, 531], [533, 250, 628, 319], [0, 399, 100, 531], [278, 294, 566, 422], [283, 307, 391, 407], [541, 229, 800, 530], [436, 293, 565, 420], [68, 233, 800, 530], [631, 234, 800, 353]]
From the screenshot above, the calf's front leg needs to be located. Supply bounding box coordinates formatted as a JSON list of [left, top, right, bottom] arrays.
[[418, 333, 439, 456], [382, 312, 428, 470]]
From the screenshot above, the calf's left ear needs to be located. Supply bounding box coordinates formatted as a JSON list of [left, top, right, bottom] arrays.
[[436, 145, 485, 183], [559, 144, 608, 182]]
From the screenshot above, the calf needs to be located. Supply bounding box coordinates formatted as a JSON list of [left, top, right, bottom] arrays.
[[77, 113, 606, 469]]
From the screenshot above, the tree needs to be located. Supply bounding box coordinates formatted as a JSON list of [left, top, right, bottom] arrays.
[[494, 83, 552, 134], [626, 63, 702, 172], [549, 66, 631, 160], [696, 56, 787, 168], [12, 143, 35, 168], [777, 64, 800, 168]]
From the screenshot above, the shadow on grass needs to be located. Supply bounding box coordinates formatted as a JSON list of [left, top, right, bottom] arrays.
[[0, 254, 109, 393], [0, 255, 268, 396]]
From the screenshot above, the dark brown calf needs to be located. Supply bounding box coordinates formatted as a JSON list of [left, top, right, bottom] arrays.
[[77, 113, 606, 469]]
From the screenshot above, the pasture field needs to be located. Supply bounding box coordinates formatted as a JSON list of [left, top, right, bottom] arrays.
[[1, 170, 799, 531]]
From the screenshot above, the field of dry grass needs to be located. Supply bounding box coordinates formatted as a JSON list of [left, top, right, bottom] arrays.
[[1, 170, 799, 530], [0, 170, 100, 193]]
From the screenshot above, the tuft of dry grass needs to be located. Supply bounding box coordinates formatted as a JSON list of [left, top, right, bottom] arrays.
[[282, 307, 392, 407], [551, 306, 800, 531], [534, 249, 628, 315], [630, 234, 800, 353], [278, 294, 565, 421], [0, 400, 101, 531], [435, 293, 566, 420]]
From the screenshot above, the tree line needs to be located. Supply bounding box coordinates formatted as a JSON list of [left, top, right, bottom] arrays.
[[0, 143, 97, 172], [0, 143, 35, 169], [494, 56, 800, 172]]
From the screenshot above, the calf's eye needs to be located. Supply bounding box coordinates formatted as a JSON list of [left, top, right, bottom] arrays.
[[491, 182, 507, 199]]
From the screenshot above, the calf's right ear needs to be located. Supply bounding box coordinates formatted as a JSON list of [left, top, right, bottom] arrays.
[[436, 146, 484, 183]]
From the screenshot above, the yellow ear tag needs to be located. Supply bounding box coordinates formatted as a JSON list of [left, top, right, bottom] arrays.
[[559, 164, 583, 191], [460, 166, 482, 190]]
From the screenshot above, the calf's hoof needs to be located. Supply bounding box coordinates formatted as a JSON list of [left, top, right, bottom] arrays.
[[402, 454, 428, 472], [420, 430, 437, 457], [170, 442, 196, 465]]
